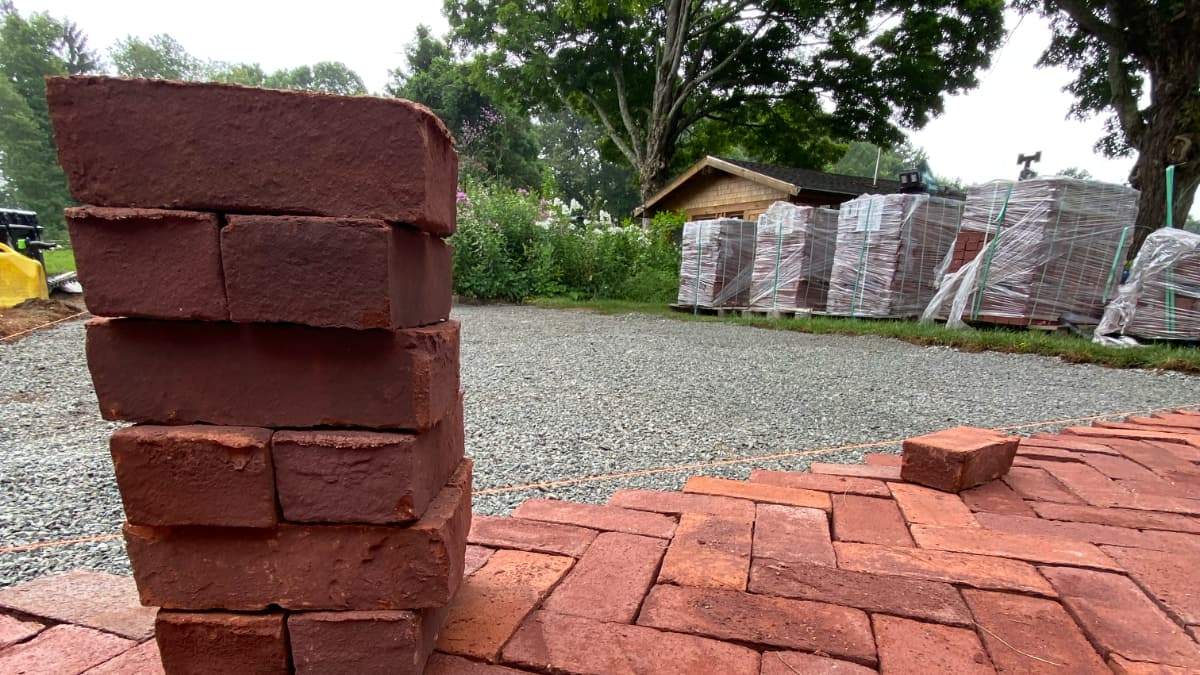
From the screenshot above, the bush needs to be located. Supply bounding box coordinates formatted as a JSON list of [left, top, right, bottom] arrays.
[[450, 181, 681, 303]]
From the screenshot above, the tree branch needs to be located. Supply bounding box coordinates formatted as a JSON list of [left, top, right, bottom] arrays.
[[1106, 47, 1145, 145], [1053, 0, 1126, 49], [576, 89, 640, 167], [668, 11, 773, 123], [612, 65, 644, 157]]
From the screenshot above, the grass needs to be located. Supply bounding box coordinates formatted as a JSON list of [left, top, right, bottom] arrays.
[[530, 297, 1200, 374], [41, 248, 76, 275]]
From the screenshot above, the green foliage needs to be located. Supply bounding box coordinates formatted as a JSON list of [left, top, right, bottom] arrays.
[[1056, 166, 1094, 180], [536, 108, 640, 217], [110, 34, 206, 80], [829, 141, 929, 180], [41, 247, 75, 274], [451, 181, 681, 303]]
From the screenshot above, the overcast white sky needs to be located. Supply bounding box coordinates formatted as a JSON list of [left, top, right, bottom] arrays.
[[16, 0, 1186, 214]]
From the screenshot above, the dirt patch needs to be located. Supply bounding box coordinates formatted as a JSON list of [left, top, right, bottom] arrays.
[[0, 297, 87, 341]]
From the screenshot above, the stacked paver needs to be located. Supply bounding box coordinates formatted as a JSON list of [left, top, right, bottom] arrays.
[[677, 218, 757, 309], [1097, 228, 1200, 341], [46, 76, 467, 674], [925, 177, 1139, 328], [825, 194, 963, 318], [748, 201, 839, 312]]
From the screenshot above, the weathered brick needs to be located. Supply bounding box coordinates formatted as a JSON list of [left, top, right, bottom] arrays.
[[888, 483, 978, 528], [864, 453, 903, 467], [831, 494, 914, 547], [974, 512, 1149, 548], [959, 479, 1035, 516], [0, 625, 133, 675], [683, 476, 831, 511], [1002, 466, 1084, 504], [513, 499, 676, 539], [963, 589, 1107, 674], [155, 610, 288, 675], [222, 216, 451, 329], [86, 317, 460, 430], [83, 639, 164, 675], [468, 515, 597, 558], [901, 426, 1019, 492], [810, 462, 902, 481], [753, 504, 835, 566], [1040, 566, 1200, 667], [608, 489, 756, 522], [464, 545, 494, 577], [0, 614, 42, 649], [638, 584, 877, 666], [288, 607, 448, 675], [1015, 446, 1089, 464], [66, 206, 228, 321], [750, 469, 891, 497], [503, 610, 761, 674], [0, 571, 155, 640], [1031, 502, 1200, 534], [273, 397, 464, 524], [910, 524, 1120, 570], [436, 550, 574, 662], [1118, 477, 1200, 500], [1140, 413, 1200, 430], [748, 557, 972, 626], [1062, 425, 1200, 448], [542, 532, 666, 623], [760, 651, 875, 675], [424, 654, 531, 674], [658, 513, 752, 590], [1135, 529, 1200, 553], [110, 424, 276, 527], [872, 615, 994, 675], [1101, 546, 1200, 626], [125, 467, 470, 610], [1107, 654, 1197, 674], [834, 542, 1056, 596], [1022, 435, 1121, 455], [47, 76, 458, 235], [1103, 439, 1200, 480], [1081, 454, 1163, 481]]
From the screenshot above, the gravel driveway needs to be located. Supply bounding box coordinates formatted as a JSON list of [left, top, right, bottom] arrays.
[[2, 304, 1198, 585]]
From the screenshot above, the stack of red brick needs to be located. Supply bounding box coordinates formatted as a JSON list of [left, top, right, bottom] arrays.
[[46, 76, 468, 674]]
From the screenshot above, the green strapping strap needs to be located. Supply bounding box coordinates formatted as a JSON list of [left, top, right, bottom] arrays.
[[1166, 267, 1177, 334], [1102, 225, 1132, 304], [1166, 165, 1176, 228], [772, 215, 784, 308], [971, 183, 1014, 321], [692, 222, 702, 314], [849, 199, 875, 318]]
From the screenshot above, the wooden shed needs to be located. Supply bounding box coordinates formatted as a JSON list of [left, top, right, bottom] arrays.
[[635, 155, 903, 222]]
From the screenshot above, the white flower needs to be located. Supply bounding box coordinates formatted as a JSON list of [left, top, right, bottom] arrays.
[[569, 198, 582, 212]]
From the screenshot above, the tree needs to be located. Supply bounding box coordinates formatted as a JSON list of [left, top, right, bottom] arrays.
[[536, 108, 640, 216], [1017, 0, 1200, 257], [110, 34, 206, 80], [1056, 166, 1094, 180], [446, 0, 1006, 201], [829, 141, 929, 180], [263, 62, 366, 95]]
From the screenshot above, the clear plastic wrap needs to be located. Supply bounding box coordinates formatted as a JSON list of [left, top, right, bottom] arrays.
[[922, 178, 1138, 328], [826, 194, 963, 318], [1095, 228, 1200, 341], [749, 202, 839, 311], [676, 218, 757, 308]]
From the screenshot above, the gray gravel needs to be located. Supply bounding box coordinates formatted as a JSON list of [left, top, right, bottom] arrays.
[[2, 304, 1198, 586]]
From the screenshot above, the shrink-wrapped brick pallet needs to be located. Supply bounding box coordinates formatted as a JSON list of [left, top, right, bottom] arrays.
[[923, 178, 1138, 328], [48, 76, 465, 675], [1096, 228, 1200, 341], [676, 218, 756, 309], [748, 202, 839, 312], [825, 194, 963, 318]]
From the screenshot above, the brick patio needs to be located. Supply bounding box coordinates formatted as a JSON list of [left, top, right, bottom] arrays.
[[3, 411, 1200, 673]]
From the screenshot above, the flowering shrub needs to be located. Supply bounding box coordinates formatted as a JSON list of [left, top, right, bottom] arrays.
[[450, 181, 682, 302]]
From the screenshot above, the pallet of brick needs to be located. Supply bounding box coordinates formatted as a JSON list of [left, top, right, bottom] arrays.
[[825, 193, 963, 318], [48, 76, 465, 675], [923, 178, 1138, 328], [748, 201, 839, 311], [676, 218, 757, 309], [1096, 228, 1200, 341]]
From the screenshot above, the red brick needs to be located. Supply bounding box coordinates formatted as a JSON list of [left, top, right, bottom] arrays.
[[608, 489, 756, 521], [1063, 425, 1200, 448], [1119, 477, 1200, 500], [125, 468, 470, 610], [1103, 420, 1200, 440], [974, 512, 1149, 548], [273, 398, 464, 524], [542, 531, 667, 623], [658, 513, 752, 590], [1023, 434, 1122, 454], [1031, 502, 1200, 534], [872, 615, 993, 675], [1105, 492, 1200, 516], [963, 589, 1107, 674], [959, 480, 1035, 516], [110, 424, 276, 527], [1021, 460, 1126, 506], [810, 462, 902, 480], [1142, 413, 1200, 430], [1107, 654, 1197, 674], [47, 76, 458, 235], [759, 651, 875, 675], [0, 625, 133, 674], [66, 207, 227, 320], [748, 557, 972, 626], [464, 545, 494, 576], [888, 482, 978, 527], [222, 216, 451, 329], [1105, 439, 1200, 479], [84, 639, 164, 675], [155, 610, 288, 675], [0, 571, 155, 640], [1136, 529, 1200, 553], [1002, 466, 1084, 504], [865, 453, 903, 467], [683, 476, 831, 511], [901, 426, 1019, 492], [831, 494, 913, 547], [834, 542, 1055, 596], [512, 499, 677, 539], [1040, 566, 1200, 667], [86, 318, 460, 430], [1081, 454, 1163, 481], [468, 515, 597, 558], [753, 504, 836, 566], [1101, 546, 1200, 626], [1016, 446, 1089, 463], [424, 654, 531, 674], [638, 584, 877, 666], [288, 607, 447, 675], [503, 610, 760, 674], [436, 550, 574, 662], [910, 524, 1120, 570], [750, 469, 891, 497], [0, 614, 42, 649]]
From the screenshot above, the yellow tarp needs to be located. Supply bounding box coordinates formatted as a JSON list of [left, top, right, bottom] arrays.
[[0, 242, 48, 308]]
